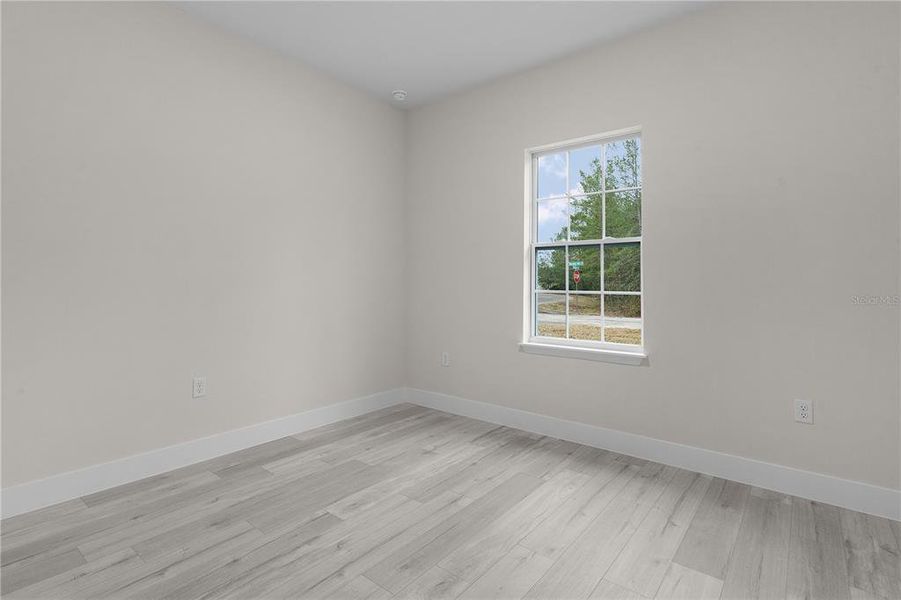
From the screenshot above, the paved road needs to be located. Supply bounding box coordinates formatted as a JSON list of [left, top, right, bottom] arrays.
[[537, 313, 640, 329]]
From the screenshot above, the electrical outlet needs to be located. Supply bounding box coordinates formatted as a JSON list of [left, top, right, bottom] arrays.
[[193, 376, 207, 399], [441, 352, 450, 367], [794, 399, 813, 424]]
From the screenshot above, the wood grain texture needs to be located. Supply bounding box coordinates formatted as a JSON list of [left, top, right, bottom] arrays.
[[841, 509, 901, 600], [655, 563, 723, 599], [589, 579, 643, 600], [460, 545, 552, 600], [327, 576, 393, 600], [672, 477, 750, 579], [364, 472, 542, 593], [604, 470, 711, 596], [787, 499, 850, 600], [523, 463, 676, 600], [720, 488, 792, 599], [1, 404, 896, 599]]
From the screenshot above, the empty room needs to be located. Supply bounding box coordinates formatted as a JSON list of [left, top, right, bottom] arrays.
[[1, 1, 899, 599]]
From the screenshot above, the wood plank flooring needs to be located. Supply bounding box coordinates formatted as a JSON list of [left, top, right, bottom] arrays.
[[2, 404, 898, 599]]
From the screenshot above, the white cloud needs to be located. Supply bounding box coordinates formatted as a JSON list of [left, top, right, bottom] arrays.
[[538, 153, 566, 180], [537, 198, 567, 222]]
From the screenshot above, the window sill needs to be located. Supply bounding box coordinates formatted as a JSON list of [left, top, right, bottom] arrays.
[[519, 341, 646, 365]]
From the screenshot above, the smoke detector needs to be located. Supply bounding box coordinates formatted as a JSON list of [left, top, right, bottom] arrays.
[[391, 89, 408, 102]]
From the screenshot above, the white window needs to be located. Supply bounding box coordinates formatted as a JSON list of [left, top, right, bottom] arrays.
[[524, 129, 643, 359]]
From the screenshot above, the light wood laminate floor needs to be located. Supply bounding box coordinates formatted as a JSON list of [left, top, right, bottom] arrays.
[[2, 404, 899, 599]]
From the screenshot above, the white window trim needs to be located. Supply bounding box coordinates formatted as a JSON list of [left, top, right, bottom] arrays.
[[521, 126, 646, 365]]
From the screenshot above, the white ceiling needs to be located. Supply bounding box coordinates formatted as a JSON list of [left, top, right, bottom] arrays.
[[177, 1, 706, 108]]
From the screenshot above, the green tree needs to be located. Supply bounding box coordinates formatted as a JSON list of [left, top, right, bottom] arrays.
[[536, 248, 565, 291], [535, 139, 641, 294]]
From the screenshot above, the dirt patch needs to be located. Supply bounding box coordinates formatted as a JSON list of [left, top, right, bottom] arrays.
[[604, 328, 642, 345], [537, 323, 640, 345]]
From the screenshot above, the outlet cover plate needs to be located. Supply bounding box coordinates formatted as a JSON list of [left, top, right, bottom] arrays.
[[193, 376, 207, 399], [794, 399, 813, 424]]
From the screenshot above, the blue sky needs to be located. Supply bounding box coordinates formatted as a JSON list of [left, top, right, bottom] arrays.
[[536, 138, 640, 242]]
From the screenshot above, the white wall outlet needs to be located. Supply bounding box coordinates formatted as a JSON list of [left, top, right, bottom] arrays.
[[192, 376, 207, 399], [794, 399, 813, 424], [441, 352, 450, 367]]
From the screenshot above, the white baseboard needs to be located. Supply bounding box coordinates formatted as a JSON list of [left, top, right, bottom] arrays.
[[404, 387, 901, 521], [1, 388, 406, 519], [5, 386, 897, 521]]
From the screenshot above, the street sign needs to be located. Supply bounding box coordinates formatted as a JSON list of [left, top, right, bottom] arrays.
[[573, 270, 582, 284]]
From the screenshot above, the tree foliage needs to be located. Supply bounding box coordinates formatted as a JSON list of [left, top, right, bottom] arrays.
[[536, 139, 641, 295]]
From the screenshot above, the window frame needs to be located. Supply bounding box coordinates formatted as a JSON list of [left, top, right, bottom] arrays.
[[522, 126, 646, 361]]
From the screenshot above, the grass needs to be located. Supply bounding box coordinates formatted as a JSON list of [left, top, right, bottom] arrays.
[[604, 328, 642, 344], [539, 298, 595, 315], [538, 295, 638, 318], [537, 323, 641, 345]]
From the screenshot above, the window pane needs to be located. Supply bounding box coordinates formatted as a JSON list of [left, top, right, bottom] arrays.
[[604, 326, 642, 345], [604, 294, 641, 319], [536, 293, 565, 338], [536, 198, 567, 243], [568, 145, 602, 194], [535, 247, 565, 290], [605, 138, 641, 190], [569, 194, 601, 241], [604, 242, 640, 291], [568, 294, 601, 341], [537, 153, 566, 198], [605, 190, 641, 238], [604, 294, 641, 344], [569, 245, 600, 291]]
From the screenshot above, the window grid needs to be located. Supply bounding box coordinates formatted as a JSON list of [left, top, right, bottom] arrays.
[[564, 151, 571, 339], [530, 132, 642, 349], [599, 142, 606, 344]]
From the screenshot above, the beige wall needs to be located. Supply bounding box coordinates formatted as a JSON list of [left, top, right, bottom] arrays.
[[1, 2, 406, 486], [405, 2, 901, 489]]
